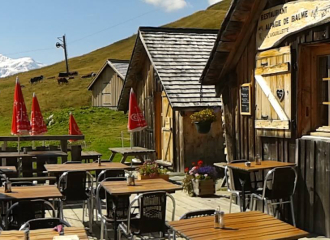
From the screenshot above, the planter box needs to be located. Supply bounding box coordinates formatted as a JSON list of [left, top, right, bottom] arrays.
[[137, 173, 169, 181], [191, 179, 215, 196]]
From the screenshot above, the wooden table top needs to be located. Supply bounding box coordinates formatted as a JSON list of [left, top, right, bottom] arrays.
[[0, 151, 67, 158], [102, 178, 182, 196], [0, 135, 84, 141], [45, 162, 130, 173], [81, 151, 102, 157], [227, 160, 296, 172], [0, 227, 88, 240], [109, 147, 156, 154], [0, 166, 17, 173], [0, 185, 62, 201], [167, 211, 309, 240]]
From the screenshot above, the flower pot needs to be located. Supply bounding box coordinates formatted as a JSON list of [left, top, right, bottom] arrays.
[[194, 121, 212, 134], [191, 179, 215, 196], [137, 173, 169, 181]]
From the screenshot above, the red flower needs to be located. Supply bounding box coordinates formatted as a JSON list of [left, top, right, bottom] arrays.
[[184, 167, 189, 173], [198, 160, 203, 166], [192, 162, 195, 166]]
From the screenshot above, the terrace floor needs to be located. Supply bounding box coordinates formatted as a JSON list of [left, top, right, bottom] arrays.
[[62, 189, 328, 240]]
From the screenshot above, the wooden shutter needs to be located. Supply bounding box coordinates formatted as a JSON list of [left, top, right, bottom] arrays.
[[255, 46, 291, 138], [161, 91, 173, 163], [102, 82, 111, 106]]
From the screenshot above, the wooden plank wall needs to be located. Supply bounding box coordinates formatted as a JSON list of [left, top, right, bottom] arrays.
[[296, 138, 330, 237]]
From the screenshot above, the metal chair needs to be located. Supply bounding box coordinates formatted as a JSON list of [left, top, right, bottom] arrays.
[[58, 171, 94, 231], [225, 160, 259, 212], [250, 166, 297, 226], [179, 209, 215, 220], [19, 217, 71, 231], [118, 191, 176, 240], [96, 177, 128, 239], [5, 199, 55, 230]]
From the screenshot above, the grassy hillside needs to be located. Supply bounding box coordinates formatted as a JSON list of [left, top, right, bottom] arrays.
[[0, 1, 231, 158]]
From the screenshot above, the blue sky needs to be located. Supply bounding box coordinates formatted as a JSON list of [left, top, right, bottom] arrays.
[[0, 0, 221, 65]]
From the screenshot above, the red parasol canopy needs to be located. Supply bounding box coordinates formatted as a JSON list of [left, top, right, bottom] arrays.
[[30, 93, 47, 136], [11, 77, 31, 135], [69, 113, 82, 142], [128, 88, 147, 132]]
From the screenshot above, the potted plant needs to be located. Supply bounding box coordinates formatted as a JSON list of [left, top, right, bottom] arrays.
[[182, 160, 217, 197], [137, 161, 169, 181], [190, 109, 216, 134]]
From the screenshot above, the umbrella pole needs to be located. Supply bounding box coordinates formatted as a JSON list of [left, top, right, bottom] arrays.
[[130, 133, 133, 149]]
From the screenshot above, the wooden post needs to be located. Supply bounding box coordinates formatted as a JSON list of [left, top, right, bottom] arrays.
[[60, 140, 68, 163]]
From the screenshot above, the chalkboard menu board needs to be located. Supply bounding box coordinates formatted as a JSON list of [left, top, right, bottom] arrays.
[[240, 83, 251, 115]]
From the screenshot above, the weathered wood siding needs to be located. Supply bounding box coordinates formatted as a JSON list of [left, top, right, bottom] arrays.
[[182, 110, 225, 169], [91, 66, 123, 108]]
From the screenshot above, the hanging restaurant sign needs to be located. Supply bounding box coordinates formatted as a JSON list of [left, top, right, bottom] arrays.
[[257, 0, 330, 50]]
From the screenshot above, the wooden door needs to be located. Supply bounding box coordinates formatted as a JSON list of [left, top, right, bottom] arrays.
[[154, 92, 162, 159], [255, 46, 292, 138], [102, 82, 111, 106], [161, 91, 173, 163]]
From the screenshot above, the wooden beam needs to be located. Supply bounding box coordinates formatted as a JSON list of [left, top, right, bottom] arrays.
[[255, 63, 290, 76], [255, 75, 289, 121], [255, 120, 290, 130]]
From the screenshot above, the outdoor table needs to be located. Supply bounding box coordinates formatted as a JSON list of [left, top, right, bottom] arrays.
[[0, 166, 17, 174], [81, 150, 102, 162], [0, 185, 62, 201], [167, 211, 309, 240], [226, 160, 296, 211], [0, 151, 67, 158], [108, 147, 156, 164], [45, 162, 131, 174], [101, 178, 182, 196], [0, 227, 88, 239]]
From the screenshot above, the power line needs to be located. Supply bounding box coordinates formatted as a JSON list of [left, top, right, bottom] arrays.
[[3, 9, 158, 57]]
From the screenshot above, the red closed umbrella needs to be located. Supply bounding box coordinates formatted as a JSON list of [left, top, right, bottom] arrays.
[[128, 88, 147, 132], [128, 88, 147, 148], [30, 93, 47, 136], [11, 77, 31, 152], [69, 113, 82, 143]]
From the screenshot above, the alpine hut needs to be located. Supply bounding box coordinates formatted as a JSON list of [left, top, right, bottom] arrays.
[[201, 0, 330, 237], [88, 59, 129, 109], [118, 27, 225, 172]]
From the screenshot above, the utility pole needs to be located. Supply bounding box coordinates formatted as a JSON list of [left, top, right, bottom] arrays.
[[56, 34, 69, 74]]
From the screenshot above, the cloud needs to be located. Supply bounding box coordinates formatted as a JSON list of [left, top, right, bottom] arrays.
[[208, 0, 223, 5], [144, 0, 187, 12]]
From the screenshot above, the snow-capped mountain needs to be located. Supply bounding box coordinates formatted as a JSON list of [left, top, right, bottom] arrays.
[[0, 54, 45, 78]]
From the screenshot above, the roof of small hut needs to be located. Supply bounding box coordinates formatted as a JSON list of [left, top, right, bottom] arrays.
[[118, 27, 221, 111], [200, 0, 290, 94], [88, 59, 129, 90]]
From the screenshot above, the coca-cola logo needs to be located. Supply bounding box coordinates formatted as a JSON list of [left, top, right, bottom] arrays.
[[130, 113, 144, 122]]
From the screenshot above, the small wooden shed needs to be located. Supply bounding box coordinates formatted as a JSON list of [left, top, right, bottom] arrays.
[[118, 27, 225, 172], [201, 0, 330, 237], [88, 59, 129, 109]]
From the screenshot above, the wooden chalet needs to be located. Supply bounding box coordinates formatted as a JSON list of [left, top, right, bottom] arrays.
[[118, 27, 224, 172], [88, 59, 129, 109], [201, 0, 330, 237]]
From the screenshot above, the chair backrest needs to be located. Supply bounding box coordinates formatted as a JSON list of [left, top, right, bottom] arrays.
[[5, 200, 55, 230], [137, 191, 167, 234], [58, 171, 92, 201], [19, 218, 71, 231], [97, 169, 125, 183], [264, 166, 297, 200], [179, 209, 215, 220], [71, 145, 82, 162]]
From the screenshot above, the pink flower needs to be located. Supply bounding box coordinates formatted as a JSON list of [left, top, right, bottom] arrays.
[[204, 174, 208, 177], [195, 173, 199, 177]]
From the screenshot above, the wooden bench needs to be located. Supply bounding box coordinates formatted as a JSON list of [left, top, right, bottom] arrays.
[[155, 159, 173, 168]]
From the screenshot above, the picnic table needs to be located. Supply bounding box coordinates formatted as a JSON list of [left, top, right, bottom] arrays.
[[0, 166, 17, 174], [101, 178, 182, 196], [0, 227, 88, 239], [167, 211, 309, 240], [225, 160, 296, 211], [0, 151, 67, 159], [45, 162, 130, 174], [108, 147, 156, 164], [81, 150, 102, 162]]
